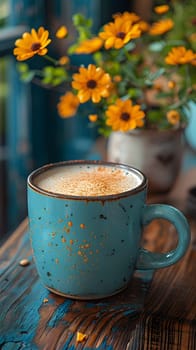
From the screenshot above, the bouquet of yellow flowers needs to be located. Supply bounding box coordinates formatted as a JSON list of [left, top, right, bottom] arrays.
[[13, 3, 196, 136]]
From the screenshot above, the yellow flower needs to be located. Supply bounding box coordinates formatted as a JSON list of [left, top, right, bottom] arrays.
[[75, 37, 103, 54], [168, 80, 176, 89], [154, 5, 170, 15], [115, 12, 149, 32], [106, 99, 145, 132], [165, 46, 196, 65], [113, 75, 122, 82], [113, 11, 140, 24], [57, 92, 79, 118], [56, 26, 68, 39], [58, 56, 70, 65], [13, 27, 51, 61], [191, 59, 196, 66], [72, 64, 112, 103], [166, 110, 180, 125], [138, 20, 150, 32], [149, 19, 174, 36], [189, 32, 196, 43], [99, 16, 141, 50], [88, 114, 98, 122]]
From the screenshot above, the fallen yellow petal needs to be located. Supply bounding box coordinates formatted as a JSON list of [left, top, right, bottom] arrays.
[[76, 331, 87, 343]]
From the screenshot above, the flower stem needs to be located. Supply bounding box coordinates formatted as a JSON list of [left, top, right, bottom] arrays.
[[44, 54, 58, 65]]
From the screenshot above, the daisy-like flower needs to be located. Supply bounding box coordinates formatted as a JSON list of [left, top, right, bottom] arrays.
[[113, 12, 149, 32], [75, 37, 103, 54], [106, 99, 145, 132], [56, 25, 68, 39], [149, 19, 174, 36], [138, 20, 150, 33], [99, 16, 141, 50], [72, 64, 112, 103], [13, 27, 51, 61], [154, 5, 170, 15], [113, 11, 140, 24], [165, 46, 196, 65], [166, 110, 180, 126], [57, 92, 79, 118]]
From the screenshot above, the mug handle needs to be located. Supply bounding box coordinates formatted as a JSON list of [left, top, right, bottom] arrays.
[[136, 204, 190, 269]]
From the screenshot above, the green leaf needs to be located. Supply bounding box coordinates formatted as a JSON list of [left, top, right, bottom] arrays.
[[20, 71, 35, 83], [41, 76, 52, 84], [149, 41, 165, 52], [73, 13, 92, 28], [150, 68, 165, 81], [54, 67, 67, 78], [68, 43, 79, 55], [43, 66, 54, 77], [17, 63, 29, 73], [124, 41, 136, 52], [51, 77, 66, 86]]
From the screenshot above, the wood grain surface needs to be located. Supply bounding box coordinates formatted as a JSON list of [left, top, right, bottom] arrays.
[[0, 220, 153, 350], [0, 166, 196, 349]]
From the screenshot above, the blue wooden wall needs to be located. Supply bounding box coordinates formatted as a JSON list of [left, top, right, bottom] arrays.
[[1, 0, 131, 234]]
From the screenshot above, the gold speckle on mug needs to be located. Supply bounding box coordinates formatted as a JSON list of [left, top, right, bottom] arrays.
[[79, 243, 90, 249], [61, 237, 66, 243], [80, 223, 86, 229], [68, 221, 73, 227], [70, 239, 74, 245], [83, 255, 88, 263], [84, 243, 90, 249], [51, 232, 56, 237], [55, 258, 59, 264], [77, 250, 88, 263], [64, 226, 70, 233]]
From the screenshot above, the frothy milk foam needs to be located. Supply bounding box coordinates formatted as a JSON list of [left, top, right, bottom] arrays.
[[34, 164, 143, 196]]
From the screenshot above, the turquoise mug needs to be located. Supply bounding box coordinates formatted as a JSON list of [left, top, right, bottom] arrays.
[[27, 160, 190, 300]]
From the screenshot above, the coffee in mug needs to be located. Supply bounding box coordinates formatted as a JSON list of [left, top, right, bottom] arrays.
[[27, 160, 190, 300], [34, 163, 143, 196]]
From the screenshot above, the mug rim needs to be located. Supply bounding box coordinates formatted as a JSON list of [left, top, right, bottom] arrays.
[[27, 160, 147, 200]]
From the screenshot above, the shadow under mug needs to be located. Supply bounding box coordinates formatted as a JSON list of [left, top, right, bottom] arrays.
[[27, 160, 190, 300]]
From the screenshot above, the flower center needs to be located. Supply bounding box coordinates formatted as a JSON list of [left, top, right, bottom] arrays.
[[120, 112, 130, 121], [116, 32, 126, 40], [31, 42, 41, 51], [87, 79, 97, 89]]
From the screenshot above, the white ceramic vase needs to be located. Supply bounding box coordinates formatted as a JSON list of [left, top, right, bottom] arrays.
[[107, 129, 185, 193]]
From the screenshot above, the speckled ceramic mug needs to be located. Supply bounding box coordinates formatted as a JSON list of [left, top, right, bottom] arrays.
[[27, 160, 190, 300]]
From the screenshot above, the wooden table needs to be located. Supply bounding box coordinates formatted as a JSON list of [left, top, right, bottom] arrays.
[[0, 169, 196, 350]]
